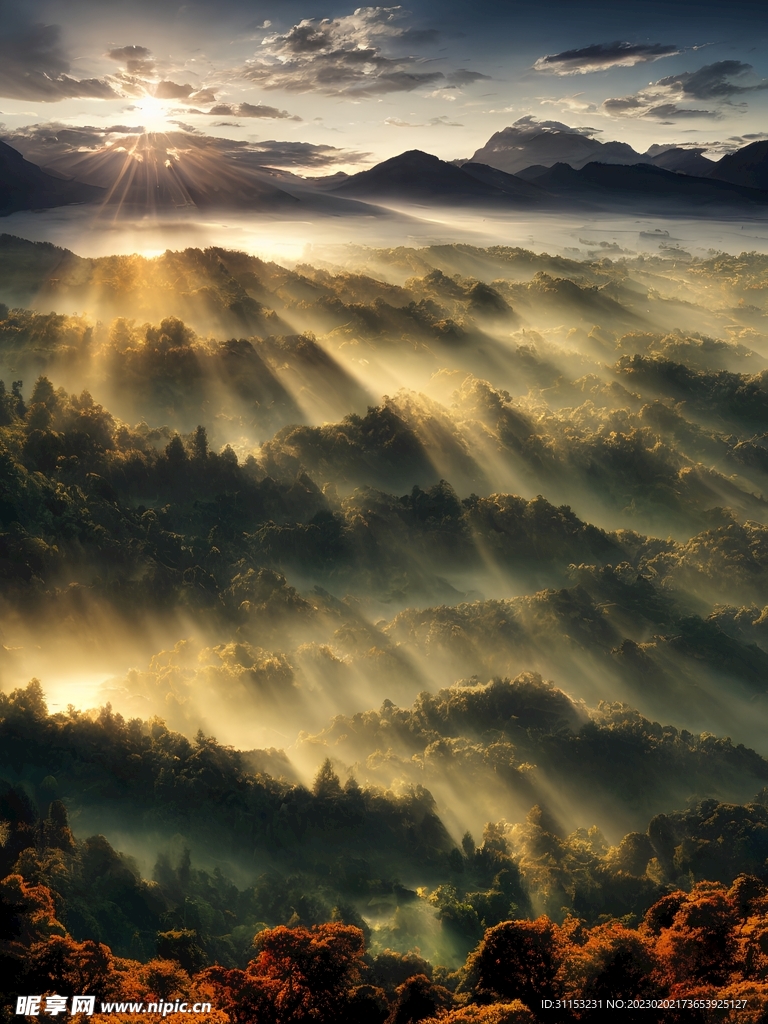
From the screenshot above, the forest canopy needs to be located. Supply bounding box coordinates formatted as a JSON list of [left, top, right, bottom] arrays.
[[2, 236, 768, 1020]]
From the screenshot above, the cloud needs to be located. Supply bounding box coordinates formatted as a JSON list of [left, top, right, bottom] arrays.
[[600, 61, 766, 120], [0, 22, 118, 101], [534, 41, 680, 75], [657, 60, 768, 101], [603, 92, 721, 119], [446, 69, 490, 86], [107, 45, 155, 75], [241, 7, 448, 97], [503, 114, 601, 137], [154, 80, 194, 100], [4, 123, 144, 152], [538, 93, 599, 116], [189, 89, 217, 104], [646, 103, 723, 119], [208, 102, 301, 120], [107, 45, 151, 62], [384, 115, 462, 127], [3, 122, 365, 171], [245, 138, 367, 168]]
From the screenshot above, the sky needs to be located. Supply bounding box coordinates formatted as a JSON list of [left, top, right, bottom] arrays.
[[1, 0, 767, 173]]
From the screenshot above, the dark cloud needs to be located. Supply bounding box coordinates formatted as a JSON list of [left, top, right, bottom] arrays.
[[3, 121, 365, 171], [242, 8, 447, 97], [245, 138, 366, 168], [150, 82, 217, 105], [646, 103, 721, 119], [534, 41, 680, 75], [103, 124, 145, 134], [4, 123, 144, 153], [107, 45, 151, 61], [0, 22, 117, 101], [602, 96, 643, 114], [107, 45, 155, 75], [603, 60, 765, 120], [209, 102, 301, 120], [657, 60, 768, 101], [603, 95, 720, 119], [446, 69, 490, 86], [154, 80, 194, 100]]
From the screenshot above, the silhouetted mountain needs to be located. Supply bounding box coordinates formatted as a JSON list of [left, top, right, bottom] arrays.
[[644, 146, 716, 177], [709, 140, 768, 191], [515, 164, 550, 182], [460, 162, 552, 201], [471, 120, 737, 180], [329, 149, 546, 206], [0, 140, 103, 215], [523, 161, 768, 212], [471, 123, 643, 175]]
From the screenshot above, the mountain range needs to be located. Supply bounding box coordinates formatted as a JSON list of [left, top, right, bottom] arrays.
[[470, 121, 768, 191], [328, 149, 550, 206], [470, 123, 721, 177], [2, 123, 768, 218], [325, 145, 768, 214]]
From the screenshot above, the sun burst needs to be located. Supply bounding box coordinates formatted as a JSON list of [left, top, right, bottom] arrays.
[[132, 94, 176, 132]]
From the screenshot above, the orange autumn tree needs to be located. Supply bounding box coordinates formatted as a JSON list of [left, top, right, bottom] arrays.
[[467, 917, 563, 1008], [652, 882, 741, 989], [198, 922, 367, 1024]]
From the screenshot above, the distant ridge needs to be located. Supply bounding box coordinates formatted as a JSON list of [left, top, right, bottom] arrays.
[[709, 140, 768, 191], [324, 147, 768, 215], [0, 140, 103, 215], [524, 161, 768, 211], [469, 120, 730, 179], [471, 124, 643, 175], [330, 149, 549, 206]]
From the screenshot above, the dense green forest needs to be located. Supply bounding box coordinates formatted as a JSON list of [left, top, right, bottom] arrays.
[[3, 236, 768, 1020]]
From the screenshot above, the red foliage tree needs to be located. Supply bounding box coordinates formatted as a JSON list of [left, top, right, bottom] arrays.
[[469, 917, 562, 1008], [197, 923, 367, 1024]]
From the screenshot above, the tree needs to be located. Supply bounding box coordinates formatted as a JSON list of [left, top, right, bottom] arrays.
[[386, 974, 452, 1024], [156, 929, 208, 974], [313, 759, 343, 799], [165, 435, 188, 473], [233, 923, 368, 1024], [469, 918, 562, 1008], [190, 425, 209, 462], [24, 935, 113, 997], [425, 1005, 535, 1023], [654, 883, 739, 987], [562, 921, 660, 1009]]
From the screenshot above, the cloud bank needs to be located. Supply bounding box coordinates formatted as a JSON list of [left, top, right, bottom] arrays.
[[241, 7, 452, 97], [534, 41, 680, 75], [602, 61, 768, 120], [0, 22, 117, 101]]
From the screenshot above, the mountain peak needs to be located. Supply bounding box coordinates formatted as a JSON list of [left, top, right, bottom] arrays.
[[329, 148, 547, 206]]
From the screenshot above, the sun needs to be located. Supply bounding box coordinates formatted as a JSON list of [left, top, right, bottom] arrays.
[[132, 95, 175, 131]]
